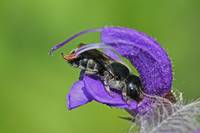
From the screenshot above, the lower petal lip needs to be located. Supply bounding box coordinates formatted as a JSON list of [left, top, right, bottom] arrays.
[[67, 80, 93, 110], [83, 75, 137, 109], [67, 74, 138, 110]]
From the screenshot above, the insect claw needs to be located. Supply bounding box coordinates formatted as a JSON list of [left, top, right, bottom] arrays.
[[122, 91, 132, 105], [104, 85, 115, 98], [85, 70, 97, 75], [79, 66, 85, 70]]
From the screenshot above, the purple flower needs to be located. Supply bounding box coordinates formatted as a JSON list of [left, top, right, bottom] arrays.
[[194, 129, 200, 133], [49, 26, 173, 114]]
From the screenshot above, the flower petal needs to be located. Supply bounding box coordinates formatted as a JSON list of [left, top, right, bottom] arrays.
[[194, 129, 200, 133], [101, 27, 172, 96], [83, 75, 137, 109], [67, 80, 92, 110], [135, 97, 155, 115]]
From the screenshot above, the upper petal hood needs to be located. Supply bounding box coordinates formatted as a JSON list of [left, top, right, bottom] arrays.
[[101, 27, 173, 96]]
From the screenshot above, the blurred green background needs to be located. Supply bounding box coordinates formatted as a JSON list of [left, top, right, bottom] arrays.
[[0, 0, 199, 133]]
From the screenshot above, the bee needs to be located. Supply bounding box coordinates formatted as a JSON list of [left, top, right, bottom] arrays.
[[62, 44, 143, 102]]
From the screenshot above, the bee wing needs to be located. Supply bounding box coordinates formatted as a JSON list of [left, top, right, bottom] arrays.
[[75, 43, 133, 76], [85, 49, 116, 75]]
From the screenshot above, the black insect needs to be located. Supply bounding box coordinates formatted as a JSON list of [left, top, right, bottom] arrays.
[[62, 44, 143, 102]]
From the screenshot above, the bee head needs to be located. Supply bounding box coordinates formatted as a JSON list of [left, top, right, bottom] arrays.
[[62, 48, 78, 62]]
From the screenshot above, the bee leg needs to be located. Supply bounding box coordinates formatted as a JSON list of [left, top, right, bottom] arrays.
[[122, 86, 128, 101], [85, 59, 98, 75], [104, 85, 113, 96], [79, 59, 87, 70], [121, 85, 132, 105], [103, 80, 115, 97], [93, 63, 99, 72], [108, 80, 123, 91], [88, 59, 99, 72], [85, 71, 96, 75], [102, 72, 115, 97]]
